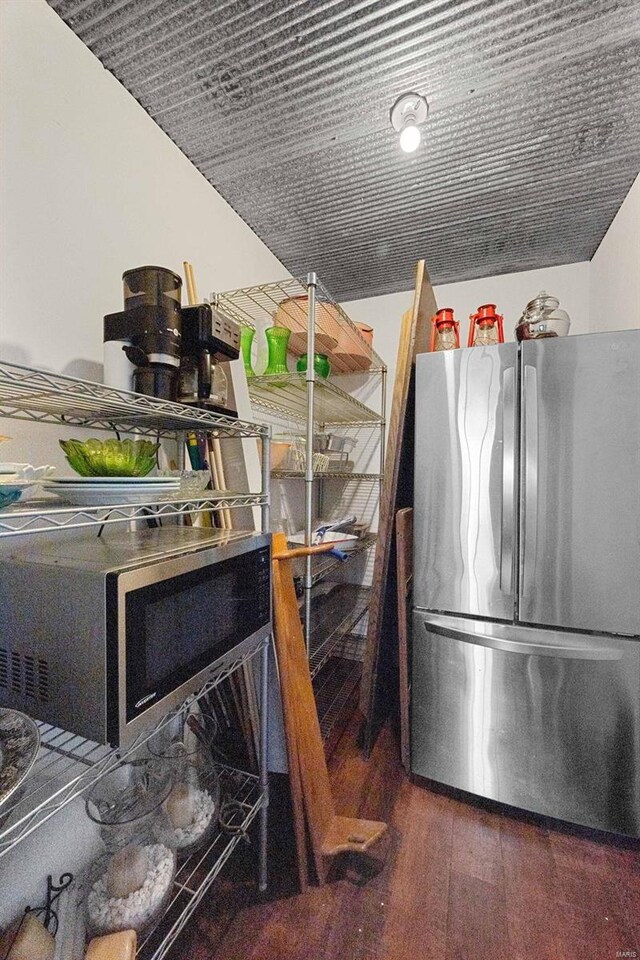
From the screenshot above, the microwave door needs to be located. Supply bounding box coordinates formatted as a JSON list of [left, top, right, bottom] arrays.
[[119, 538, 271, 744], [518, 333, 640, 636], [414, 344, 518, 620]]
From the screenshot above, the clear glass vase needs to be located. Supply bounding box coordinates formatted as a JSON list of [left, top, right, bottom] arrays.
[[240, 327, 255, 377], [148, 708, 220, 859], [84, 759, 176, 939], [263, 326, 291, 378]]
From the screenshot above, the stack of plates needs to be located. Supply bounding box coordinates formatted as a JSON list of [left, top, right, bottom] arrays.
[[42, 476, 181, 506]]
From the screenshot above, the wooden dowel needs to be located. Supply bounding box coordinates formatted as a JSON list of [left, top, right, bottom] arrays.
[[273, 541, 346, 561], [183, 260, 201, 306], [211, 436, 232, 529]]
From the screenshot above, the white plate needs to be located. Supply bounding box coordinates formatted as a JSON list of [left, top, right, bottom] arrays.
[[48, 476, 178, 484], [42, 480, 180, 491], [42, 484, 181, 506]]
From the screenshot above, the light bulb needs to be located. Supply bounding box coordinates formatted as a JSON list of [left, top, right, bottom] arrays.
[[399, 124, 421, 153]]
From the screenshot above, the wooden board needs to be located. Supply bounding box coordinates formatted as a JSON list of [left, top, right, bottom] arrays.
[[272, 533, 387, 885], [359, 260, 436, 755], [395, 507, 413, 773], [270, 552, 310, 891]]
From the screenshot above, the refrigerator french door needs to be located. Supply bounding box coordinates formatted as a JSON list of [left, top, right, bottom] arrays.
[[411, 331, 640, 836]]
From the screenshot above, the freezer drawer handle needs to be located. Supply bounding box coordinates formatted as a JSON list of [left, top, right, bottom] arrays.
[[423, 620, 623, 661]]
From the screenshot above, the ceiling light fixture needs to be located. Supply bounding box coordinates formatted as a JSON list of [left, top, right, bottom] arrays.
[[390, 92, 429, 153]]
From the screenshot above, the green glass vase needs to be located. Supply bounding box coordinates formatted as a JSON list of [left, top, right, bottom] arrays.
[[240, 326, 255, 377], [263, 326, 291, 378], [296, 353, 331, 379]]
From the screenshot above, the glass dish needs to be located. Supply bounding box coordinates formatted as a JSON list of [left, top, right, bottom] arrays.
[[158, 469, 211, 496], [515, 291, 571, 341], [59, 438, 160, 477]]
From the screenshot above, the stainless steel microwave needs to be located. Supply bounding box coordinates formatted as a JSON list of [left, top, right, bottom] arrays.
[[0, 527, 271, 746]]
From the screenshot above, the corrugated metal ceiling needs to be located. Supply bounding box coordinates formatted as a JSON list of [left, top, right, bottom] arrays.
[[48, 0, 640, 301]]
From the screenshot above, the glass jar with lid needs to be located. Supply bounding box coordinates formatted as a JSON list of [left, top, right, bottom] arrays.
[[84, 759, 176, 939], [515, 291, 571, 341]]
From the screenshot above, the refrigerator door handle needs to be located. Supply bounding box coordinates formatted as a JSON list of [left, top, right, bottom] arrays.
[[421, 618, 623, 661], [500, 366, 516, 594], [521, 364, 538, 597]]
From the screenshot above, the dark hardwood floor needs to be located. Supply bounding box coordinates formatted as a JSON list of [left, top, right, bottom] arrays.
[[170, 715, 640, 960]]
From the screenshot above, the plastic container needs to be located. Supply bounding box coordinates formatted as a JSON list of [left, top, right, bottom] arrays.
[[122, 266, 182, 320]]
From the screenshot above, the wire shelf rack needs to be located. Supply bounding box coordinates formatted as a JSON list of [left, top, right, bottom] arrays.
[[52, 768, 263, 960], [308, 584, 370, 679], [138, 767, 262, 960], [216, 277, 385, 375], [0, 635, 267, 862], [292, 533, 377, 587], [314, 657, 363, 744], [0, 362, 268, 439], [247, 373, 382, 425], [0, 493, 269, 537], [271, 471, 382, 482]]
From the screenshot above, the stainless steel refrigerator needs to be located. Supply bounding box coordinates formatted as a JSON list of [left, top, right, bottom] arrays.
[[411, 330, 640, 837]]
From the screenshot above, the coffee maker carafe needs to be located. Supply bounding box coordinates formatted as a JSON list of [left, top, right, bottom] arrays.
[[104, 265, 183, 400]]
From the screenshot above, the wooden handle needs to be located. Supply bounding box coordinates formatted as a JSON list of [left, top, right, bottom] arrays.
[[273, 541, 345, 561], [183, 260, 198, 306]]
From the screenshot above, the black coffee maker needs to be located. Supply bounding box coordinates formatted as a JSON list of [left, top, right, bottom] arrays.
[[104, 266, 240, 404], [104, 265, 183, 401], [178, 301, 240, 407]]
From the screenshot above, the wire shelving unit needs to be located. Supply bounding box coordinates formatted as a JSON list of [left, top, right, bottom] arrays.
[[0, 361, 272, 960], [217, 275, 386, 743]]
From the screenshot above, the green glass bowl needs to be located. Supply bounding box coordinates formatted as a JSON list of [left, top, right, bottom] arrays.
[[59, 438, 160, 477], [296, 353, 331, 378]]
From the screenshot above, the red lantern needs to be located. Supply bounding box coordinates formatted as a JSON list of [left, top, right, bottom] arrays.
[[468, 304, 504, 347], [430, 308, 460, 352]]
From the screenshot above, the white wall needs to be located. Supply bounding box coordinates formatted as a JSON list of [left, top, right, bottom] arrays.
[[0, 0, 290, 474], [343, 261, 591, 395], [0, 0, 290, 928], [590, 173, 640, 333], [0, 0, 289, 377]]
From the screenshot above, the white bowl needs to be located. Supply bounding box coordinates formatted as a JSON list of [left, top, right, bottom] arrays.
[[0, 463, 56, 482]]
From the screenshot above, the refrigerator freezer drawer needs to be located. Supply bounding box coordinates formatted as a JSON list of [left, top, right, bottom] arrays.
[[411, 611, 640, 837]]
